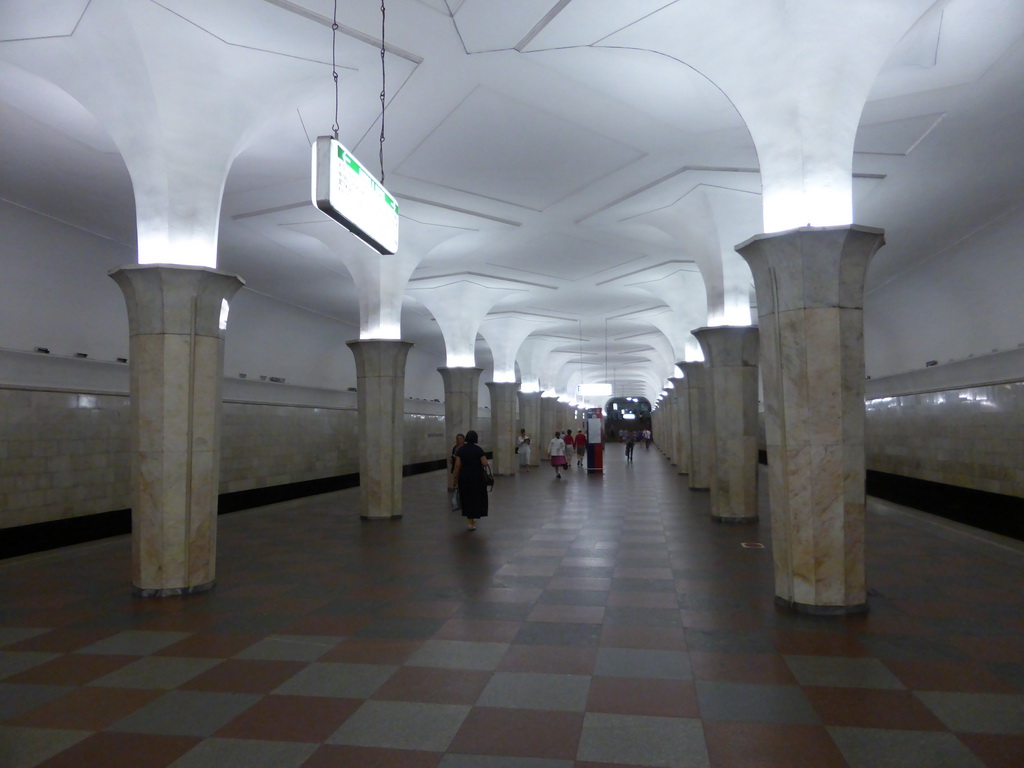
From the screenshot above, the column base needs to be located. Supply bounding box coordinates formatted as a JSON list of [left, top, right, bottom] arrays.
[[133, 581, 215, 598], [713, 515, 758, 524], [775, 596, 869, 616], [360, 514, 404, 521]]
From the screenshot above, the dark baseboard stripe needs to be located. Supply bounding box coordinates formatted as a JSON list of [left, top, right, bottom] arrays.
[[866, 470, 1024, 542], [1, 459, 448, 560]]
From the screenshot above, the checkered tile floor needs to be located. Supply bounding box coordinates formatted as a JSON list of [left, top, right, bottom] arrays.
[[2, 446, 1023, 767]]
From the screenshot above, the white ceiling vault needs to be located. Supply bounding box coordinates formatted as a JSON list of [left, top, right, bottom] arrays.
[[1, 0, 1023, 402]]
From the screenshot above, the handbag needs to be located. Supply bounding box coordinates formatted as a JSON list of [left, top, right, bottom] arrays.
[[450, 488, 461, 510], [485, 465, 495, 491]]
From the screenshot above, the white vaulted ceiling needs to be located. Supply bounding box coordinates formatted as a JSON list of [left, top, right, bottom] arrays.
[[1, 0, 1023, 400]]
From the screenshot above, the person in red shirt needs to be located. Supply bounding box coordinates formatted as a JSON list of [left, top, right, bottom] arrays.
[[573, 429, 587, 467], [563, 430, 574, 470]]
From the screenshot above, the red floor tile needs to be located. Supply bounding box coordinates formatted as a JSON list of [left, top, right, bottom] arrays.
[[179, 659, 307, 693], [950, 636, 1024, 663], [5, 653, 134, 685], [5, 627, 116, 653], [279, 614, 370, 636], [35, 732, 200, 768], [958, 733, 1024, 768], [803, 687, 947, 730], [598, 625, 687, 650], [448, 707, 584, 760], [773, 629, 870, 656], [703, 721, 848, 768], [586, 676, 699, 717], [680, 610, 766, 631], [300, 744, 442, 768], [9, 687, 164, 730], [154, 632, 262, 658], [381, 600, 461, 618], [215, 694, 361, 741], [318, 638, 422, 664], [372, 666, 492, 704], [498, 644, 597, 674], [689, 652, 797, 684]]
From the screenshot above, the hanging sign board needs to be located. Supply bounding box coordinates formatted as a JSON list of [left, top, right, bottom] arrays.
[[313, 136, 399, 255]]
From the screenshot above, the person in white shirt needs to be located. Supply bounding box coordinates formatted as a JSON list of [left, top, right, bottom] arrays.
[[547, 431, 567, 479]]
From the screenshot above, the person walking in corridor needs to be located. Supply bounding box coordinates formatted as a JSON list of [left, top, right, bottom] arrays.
[[548, 431, 567, 479], [452, 430, 489, 531]]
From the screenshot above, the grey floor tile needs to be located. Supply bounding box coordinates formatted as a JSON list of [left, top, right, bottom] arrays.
[[0, 628, 50, 649], [234, 635, 340, 661], [77, 630, 191, 656], [915, 691, 1024, 734], [0, 651, 60, 680], [88, 656, 221, 689], [328, 700, 470, 751], [695, 680, 819, 725], [407, 640, 510, 670], [828, 726, 987, 768], [684, 628, 776, 653], [513, 622, 602, 647], [273, 662, 396, 697], [595, 647, 692, 680], [354, 617, 449, 639], [109, 690, 261, 736], [169, 738, 318, 768], [783, 655, 905, 689], [857, 633, 969, 661], [0, 725, 91, 768], [476, 672, 590, 711], [603, 606, 683, 626], [0, 683, 72, 720], [577, 712, 709, 768]]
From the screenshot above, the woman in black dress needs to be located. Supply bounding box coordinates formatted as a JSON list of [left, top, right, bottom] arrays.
[[452, 429, 489, 531]]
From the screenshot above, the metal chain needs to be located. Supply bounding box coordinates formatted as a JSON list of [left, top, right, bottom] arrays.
[[379, 0, 387, 182], [331, 0, 340, 139]]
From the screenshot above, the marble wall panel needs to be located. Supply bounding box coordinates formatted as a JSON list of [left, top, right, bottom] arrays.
[[1, 387, 457, 529], [866, 380, 1024, 498]]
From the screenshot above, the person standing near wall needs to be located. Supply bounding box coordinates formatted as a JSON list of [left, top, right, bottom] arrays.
[[452, 430, 489, 531], [517, 428, 532, 472]]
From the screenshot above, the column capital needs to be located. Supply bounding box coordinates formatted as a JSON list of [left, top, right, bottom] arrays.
[[109, 264, 245, 337], [736, 225, 885, 315], [347, 339, 414, 377], [693, 326, 759, 368]]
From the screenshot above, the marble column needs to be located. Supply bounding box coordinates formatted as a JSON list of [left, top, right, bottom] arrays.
[[679, 362, 712, 490], [693, 326, 760, 523], [517, 391, 542, 466], [487, 382, 519, 475], [668, 377, 689, 474], [348, 340, 412, 520], [540, 396, 559, 457], [438, 367, 483, 452], [109, 265, 244, 597], [737, 225, 884, 614], [659, 388, 675, 464]]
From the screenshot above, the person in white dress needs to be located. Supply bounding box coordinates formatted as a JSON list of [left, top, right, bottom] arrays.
[[516, 429, 532, 472]]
